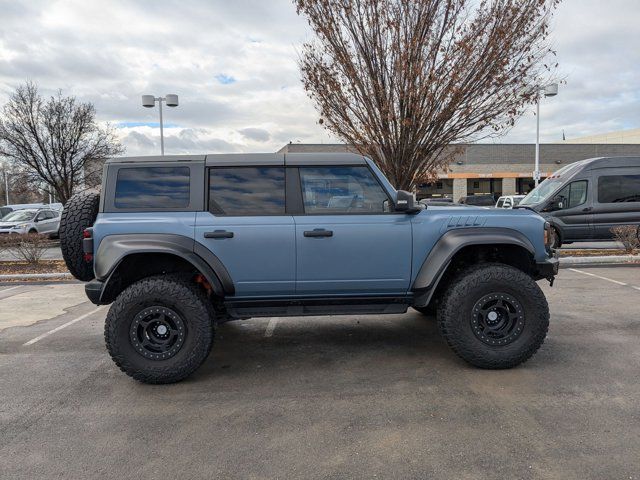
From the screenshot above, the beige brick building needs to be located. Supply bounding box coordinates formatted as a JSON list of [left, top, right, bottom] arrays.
[[278, 142, 640, 201]]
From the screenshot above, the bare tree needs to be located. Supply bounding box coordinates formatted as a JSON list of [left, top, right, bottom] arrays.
[[0, 82, 124, 204], [295, 0, 561, 190]]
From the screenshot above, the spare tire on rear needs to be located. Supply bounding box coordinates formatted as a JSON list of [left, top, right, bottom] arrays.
[[59, 193, 100, 281]]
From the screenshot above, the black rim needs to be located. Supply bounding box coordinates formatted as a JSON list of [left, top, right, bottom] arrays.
[[130, 306, 186, 360], [471, 293, 525, 346]]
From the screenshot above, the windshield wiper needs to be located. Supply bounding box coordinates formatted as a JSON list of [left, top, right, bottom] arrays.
[[513, 204, 535, 211]]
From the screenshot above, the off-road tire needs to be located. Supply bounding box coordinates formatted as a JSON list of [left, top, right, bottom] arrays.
[[105, 275, 215, 384], [59, 192, 100, 281], [437, 263, 549, 369]]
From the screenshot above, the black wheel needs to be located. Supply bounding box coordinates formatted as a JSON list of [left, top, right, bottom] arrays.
[[437, 263, 549, 369], [104, 275, 215, 384], [28, 229, 37, 234], [550, 226, 562, 249], [59, 192, 100, 281]]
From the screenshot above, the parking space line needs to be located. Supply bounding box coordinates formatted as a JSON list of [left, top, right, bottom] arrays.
[[568, 268, 629, 286], [0, 286, 22, 295], [264, 317, 280, 337], [23, 306, 105, 346]]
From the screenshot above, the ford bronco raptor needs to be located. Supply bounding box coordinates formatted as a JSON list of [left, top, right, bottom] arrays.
[[59, 153, 558, 384]]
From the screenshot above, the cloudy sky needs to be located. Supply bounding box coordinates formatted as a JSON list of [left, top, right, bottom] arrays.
[[0, 0, 638, 156]]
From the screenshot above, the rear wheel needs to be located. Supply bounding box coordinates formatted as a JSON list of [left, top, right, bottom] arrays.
[[437, 263, 549, 369], [104, 275, 215, 384], [59, 193, 100, 281]]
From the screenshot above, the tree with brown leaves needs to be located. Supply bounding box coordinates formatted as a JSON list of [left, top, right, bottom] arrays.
[[295, 0, 561, 190], [0, 82, 124, 204]]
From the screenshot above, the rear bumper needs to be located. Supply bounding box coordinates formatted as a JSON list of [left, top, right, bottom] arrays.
[[85, 279, 105, 305]]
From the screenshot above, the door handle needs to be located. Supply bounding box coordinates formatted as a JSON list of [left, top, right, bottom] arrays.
[[303, 229, 333, 238], [204, 230, 234, 239], [582, 207, 593, 212]]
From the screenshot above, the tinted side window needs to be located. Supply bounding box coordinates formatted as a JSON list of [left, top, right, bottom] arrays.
[[209, 167, 285, 215], [299, 166, 390, 214], [115, 167, 190, 209], [598, 175, 640, 203]]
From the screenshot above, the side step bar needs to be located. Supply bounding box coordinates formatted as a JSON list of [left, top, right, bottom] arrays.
[[224, 296, 411, 319]]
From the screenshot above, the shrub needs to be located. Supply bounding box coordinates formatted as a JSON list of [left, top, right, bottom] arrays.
[[610, 225, 640, 254], [0, 233, 53, 264]]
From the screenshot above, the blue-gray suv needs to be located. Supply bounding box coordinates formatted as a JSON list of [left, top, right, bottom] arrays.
[[59, 153, 558, 383]]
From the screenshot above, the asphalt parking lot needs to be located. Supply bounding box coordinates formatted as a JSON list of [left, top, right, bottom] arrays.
[[1, 267, 639, 479]]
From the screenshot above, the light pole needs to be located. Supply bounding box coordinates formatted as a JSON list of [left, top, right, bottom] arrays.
[[534, 83, 558, 187], [1, 162, 9, 205], [141, 94, 179, 155]]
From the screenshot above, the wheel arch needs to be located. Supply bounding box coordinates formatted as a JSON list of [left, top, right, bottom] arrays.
[[93, 234, 234, 304], [412, 228, 537, 308]]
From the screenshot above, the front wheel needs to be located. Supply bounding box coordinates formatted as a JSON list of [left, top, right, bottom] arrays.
[[437, 263, 549, 369], [104, 275, 215, 384]]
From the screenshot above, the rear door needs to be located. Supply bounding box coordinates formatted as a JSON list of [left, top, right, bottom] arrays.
[[591, 170, 640, 239], [195, 161, 295, 297], [292, 164, 412, 296], [35, 210, 56, 234]]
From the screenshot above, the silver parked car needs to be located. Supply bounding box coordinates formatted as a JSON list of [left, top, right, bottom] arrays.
[[0, 208, 61, 236]]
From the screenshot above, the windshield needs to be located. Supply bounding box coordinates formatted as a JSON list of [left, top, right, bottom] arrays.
[[519, 179, 565, 205], [1, 209, 36, 222], [519, 163, 583, 206]]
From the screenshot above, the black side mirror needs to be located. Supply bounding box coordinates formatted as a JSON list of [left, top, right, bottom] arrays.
[[395, 190, 421, 214], [545, 197, 565, 212]]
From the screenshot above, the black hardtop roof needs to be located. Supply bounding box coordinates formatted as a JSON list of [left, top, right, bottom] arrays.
[[106, 152, 367, 166]]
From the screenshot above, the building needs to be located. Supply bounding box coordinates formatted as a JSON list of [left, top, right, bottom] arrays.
[[278, 142, 640, 201]]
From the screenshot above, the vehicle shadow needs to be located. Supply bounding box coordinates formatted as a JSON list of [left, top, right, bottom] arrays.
[[195, 312, 459, 381]]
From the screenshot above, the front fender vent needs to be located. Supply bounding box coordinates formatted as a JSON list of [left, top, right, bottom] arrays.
[[444, 216, 487, 229]]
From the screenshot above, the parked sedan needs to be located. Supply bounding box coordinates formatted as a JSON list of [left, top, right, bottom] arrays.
[[0, 208, 61, 236]]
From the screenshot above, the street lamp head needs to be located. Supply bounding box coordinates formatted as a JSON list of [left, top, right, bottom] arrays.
[[165, 94, 179, 107], [544, 83, 558, 97], [141, 95, 156, 108]]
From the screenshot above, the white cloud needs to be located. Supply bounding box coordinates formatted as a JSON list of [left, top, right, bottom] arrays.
[[0, 0, 638, 155]]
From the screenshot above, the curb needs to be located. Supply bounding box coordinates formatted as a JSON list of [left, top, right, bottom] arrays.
[[559, 255, 639, 267], [0, 272, 73, 280]]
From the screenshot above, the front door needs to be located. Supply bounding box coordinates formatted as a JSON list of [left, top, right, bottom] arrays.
[[195, 166, 295, 297], [293, 165, 412, 296], [548, 179, 593, 241]]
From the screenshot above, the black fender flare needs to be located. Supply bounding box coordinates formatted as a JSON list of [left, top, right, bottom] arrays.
[[94, 234, 234, 298], [411, 227, 535, 306]]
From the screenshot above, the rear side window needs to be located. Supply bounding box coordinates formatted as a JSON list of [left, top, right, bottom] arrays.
[[209, 167, 285, 215], [598, 175, 640, 203], [114, 167, 190, 209]]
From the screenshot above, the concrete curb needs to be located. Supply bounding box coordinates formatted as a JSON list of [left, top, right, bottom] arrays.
[[0, 256, 637, 281], [559, 255, 639, 267], [0, 272, 73, 280]]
